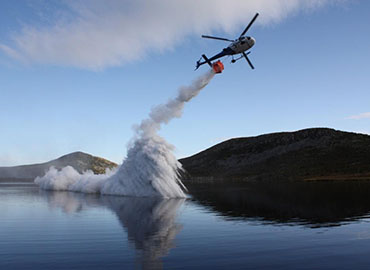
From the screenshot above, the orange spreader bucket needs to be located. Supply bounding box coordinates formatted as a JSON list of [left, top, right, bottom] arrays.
[[212, 61, 224, 74]]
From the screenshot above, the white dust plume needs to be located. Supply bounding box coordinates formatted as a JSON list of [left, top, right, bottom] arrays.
[[35, 70, 215, 198]]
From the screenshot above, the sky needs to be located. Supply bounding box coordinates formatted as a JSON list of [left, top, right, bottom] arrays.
[[0, 0, 369, 166]]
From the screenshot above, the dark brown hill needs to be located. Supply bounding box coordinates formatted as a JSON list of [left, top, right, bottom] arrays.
[[179, 128, 370, 182], [0, 152, 117, 181]]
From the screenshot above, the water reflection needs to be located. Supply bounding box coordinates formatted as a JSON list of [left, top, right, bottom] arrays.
[[103, 196, 184, 269], [41, 191, 184, 269], [188, 181, 370, 227], [42, 190, 102, 213]]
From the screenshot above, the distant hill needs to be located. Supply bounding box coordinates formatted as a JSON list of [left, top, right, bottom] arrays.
[[0, 152, 117, 181], [179, 128, 370, 183]]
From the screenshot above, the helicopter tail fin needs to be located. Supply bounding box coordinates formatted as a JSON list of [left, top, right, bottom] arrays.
[[195, 59, 201, 70]]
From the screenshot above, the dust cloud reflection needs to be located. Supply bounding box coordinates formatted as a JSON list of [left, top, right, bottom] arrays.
[[41, 191, 184, 269]]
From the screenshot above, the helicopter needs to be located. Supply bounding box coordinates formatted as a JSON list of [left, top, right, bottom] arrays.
[[196, 13, 259, 71]]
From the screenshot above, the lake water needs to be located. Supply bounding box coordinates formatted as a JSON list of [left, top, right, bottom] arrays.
[[2, 182, 370, 269]]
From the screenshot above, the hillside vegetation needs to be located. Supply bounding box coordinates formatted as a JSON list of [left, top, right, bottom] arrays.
[[0, 152, 117, 181], [180, 128, 370, 183]]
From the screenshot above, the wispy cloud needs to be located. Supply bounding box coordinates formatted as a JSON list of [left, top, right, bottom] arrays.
[[346, 112, 370, 120], [0, 0, 342, 70]]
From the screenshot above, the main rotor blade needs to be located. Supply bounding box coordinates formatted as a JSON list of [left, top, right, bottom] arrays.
[[240, 13, 259, 37], [201, 35, 234, 42], [243, 52, 255, 69]]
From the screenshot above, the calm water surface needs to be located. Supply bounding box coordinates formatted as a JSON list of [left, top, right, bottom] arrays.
[[2, 182, 370, 269]]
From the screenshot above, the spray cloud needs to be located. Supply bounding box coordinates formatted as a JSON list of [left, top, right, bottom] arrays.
[[35, 70, 215, 198]]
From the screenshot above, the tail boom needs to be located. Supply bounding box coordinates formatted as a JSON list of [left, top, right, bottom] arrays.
[[195, 51, 228, 70]]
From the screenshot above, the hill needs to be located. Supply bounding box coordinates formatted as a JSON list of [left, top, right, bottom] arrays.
[[179, 128, 370, 183], [0, 152, 117, 181]]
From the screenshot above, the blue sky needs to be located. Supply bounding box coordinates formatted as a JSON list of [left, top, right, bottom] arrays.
[[0, 0, 369, 166]]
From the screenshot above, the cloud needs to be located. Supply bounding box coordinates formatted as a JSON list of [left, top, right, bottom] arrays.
[[346, 112, 370, 120], [0, 0, 341, 70]]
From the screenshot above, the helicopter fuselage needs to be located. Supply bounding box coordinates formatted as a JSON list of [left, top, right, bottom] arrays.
[[228, 36, 255, 54]]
